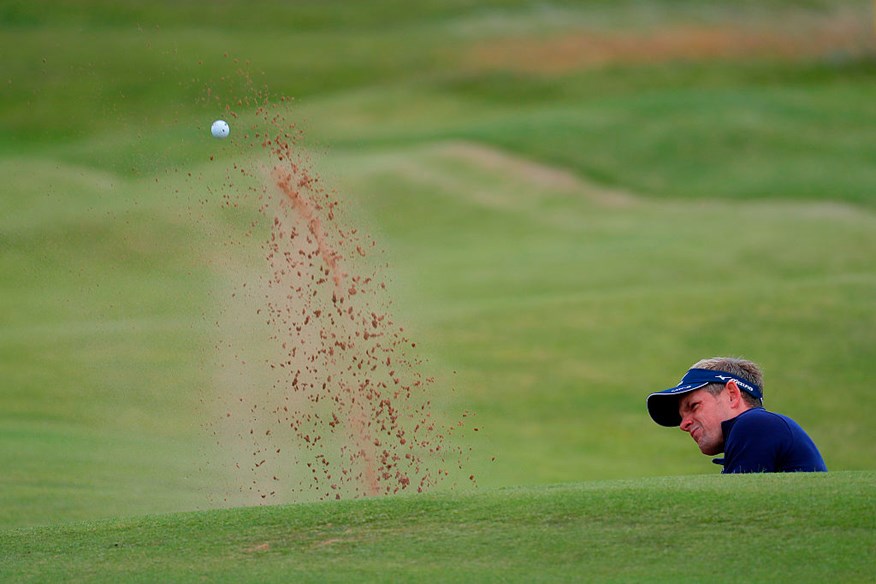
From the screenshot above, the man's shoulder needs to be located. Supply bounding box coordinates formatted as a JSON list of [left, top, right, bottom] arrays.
[[720, 409, 791, 472], [729, 408, 792, 435]]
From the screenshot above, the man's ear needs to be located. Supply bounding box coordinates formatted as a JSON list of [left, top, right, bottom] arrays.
[[725, 380, 744, 408]]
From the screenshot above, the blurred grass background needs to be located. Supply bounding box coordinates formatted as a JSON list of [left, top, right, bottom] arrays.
[[1, 0, 875, 529]]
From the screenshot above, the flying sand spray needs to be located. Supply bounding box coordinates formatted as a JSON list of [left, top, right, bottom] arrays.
[[202, 70, 473, 503]]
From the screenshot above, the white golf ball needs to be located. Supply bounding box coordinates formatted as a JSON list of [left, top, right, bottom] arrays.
[[211, 120, 230, 139]]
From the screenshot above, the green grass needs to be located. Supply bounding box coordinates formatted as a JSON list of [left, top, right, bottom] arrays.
[[2, 1, 876, 579], [6, 2, 875, 207], [2, 472, 874, 582], [328, 142, 876, 480]]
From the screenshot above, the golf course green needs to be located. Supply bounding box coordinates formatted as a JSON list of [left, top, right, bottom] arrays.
[[2, 1, 874, 580]]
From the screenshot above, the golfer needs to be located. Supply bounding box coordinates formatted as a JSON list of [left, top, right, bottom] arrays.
[[647, 357, 827, 473]]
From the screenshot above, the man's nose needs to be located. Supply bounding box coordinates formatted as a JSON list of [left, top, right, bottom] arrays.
[[679, 415, 692, 432]]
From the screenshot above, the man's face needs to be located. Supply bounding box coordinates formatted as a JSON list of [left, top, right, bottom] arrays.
[[678, 388, 734, 455]]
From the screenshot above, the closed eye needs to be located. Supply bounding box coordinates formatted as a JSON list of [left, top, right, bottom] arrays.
[[679, 398, 701, 418], [682, 401, 700, 414]]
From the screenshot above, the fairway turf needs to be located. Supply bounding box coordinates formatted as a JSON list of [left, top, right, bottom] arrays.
[[1, 472, 874, 582], [2, 4, 875, 582]]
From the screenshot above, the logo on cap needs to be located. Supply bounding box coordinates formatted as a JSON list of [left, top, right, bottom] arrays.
[[716, 375, 756, 394]]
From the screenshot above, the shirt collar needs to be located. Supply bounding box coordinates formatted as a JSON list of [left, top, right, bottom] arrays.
[[712, 407, 765, 467], [721, 406, 764, 435]]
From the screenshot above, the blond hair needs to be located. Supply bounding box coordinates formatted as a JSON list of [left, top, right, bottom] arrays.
[[692, 356, 764, 408]]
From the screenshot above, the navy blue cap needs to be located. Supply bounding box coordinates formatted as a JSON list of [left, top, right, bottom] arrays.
[[647, 368, 763, 427]]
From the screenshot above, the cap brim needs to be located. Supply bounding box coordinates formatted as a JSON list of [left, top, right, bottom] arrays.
[[647, 383, 709, 427]]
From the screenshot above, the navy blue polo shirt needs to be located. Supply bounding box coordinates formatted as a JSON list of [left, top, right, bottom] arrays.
[[712, 407, 827, 473]]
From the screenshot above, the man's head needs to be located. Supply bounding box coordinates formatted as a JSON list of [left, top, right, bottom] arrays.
[[689, 357, 764, 409], [647, 357, 765, 452]]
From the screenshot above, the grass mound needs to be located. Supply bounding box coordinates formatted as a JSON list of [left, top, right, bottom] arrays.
[[2, 472, 873, 582]]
